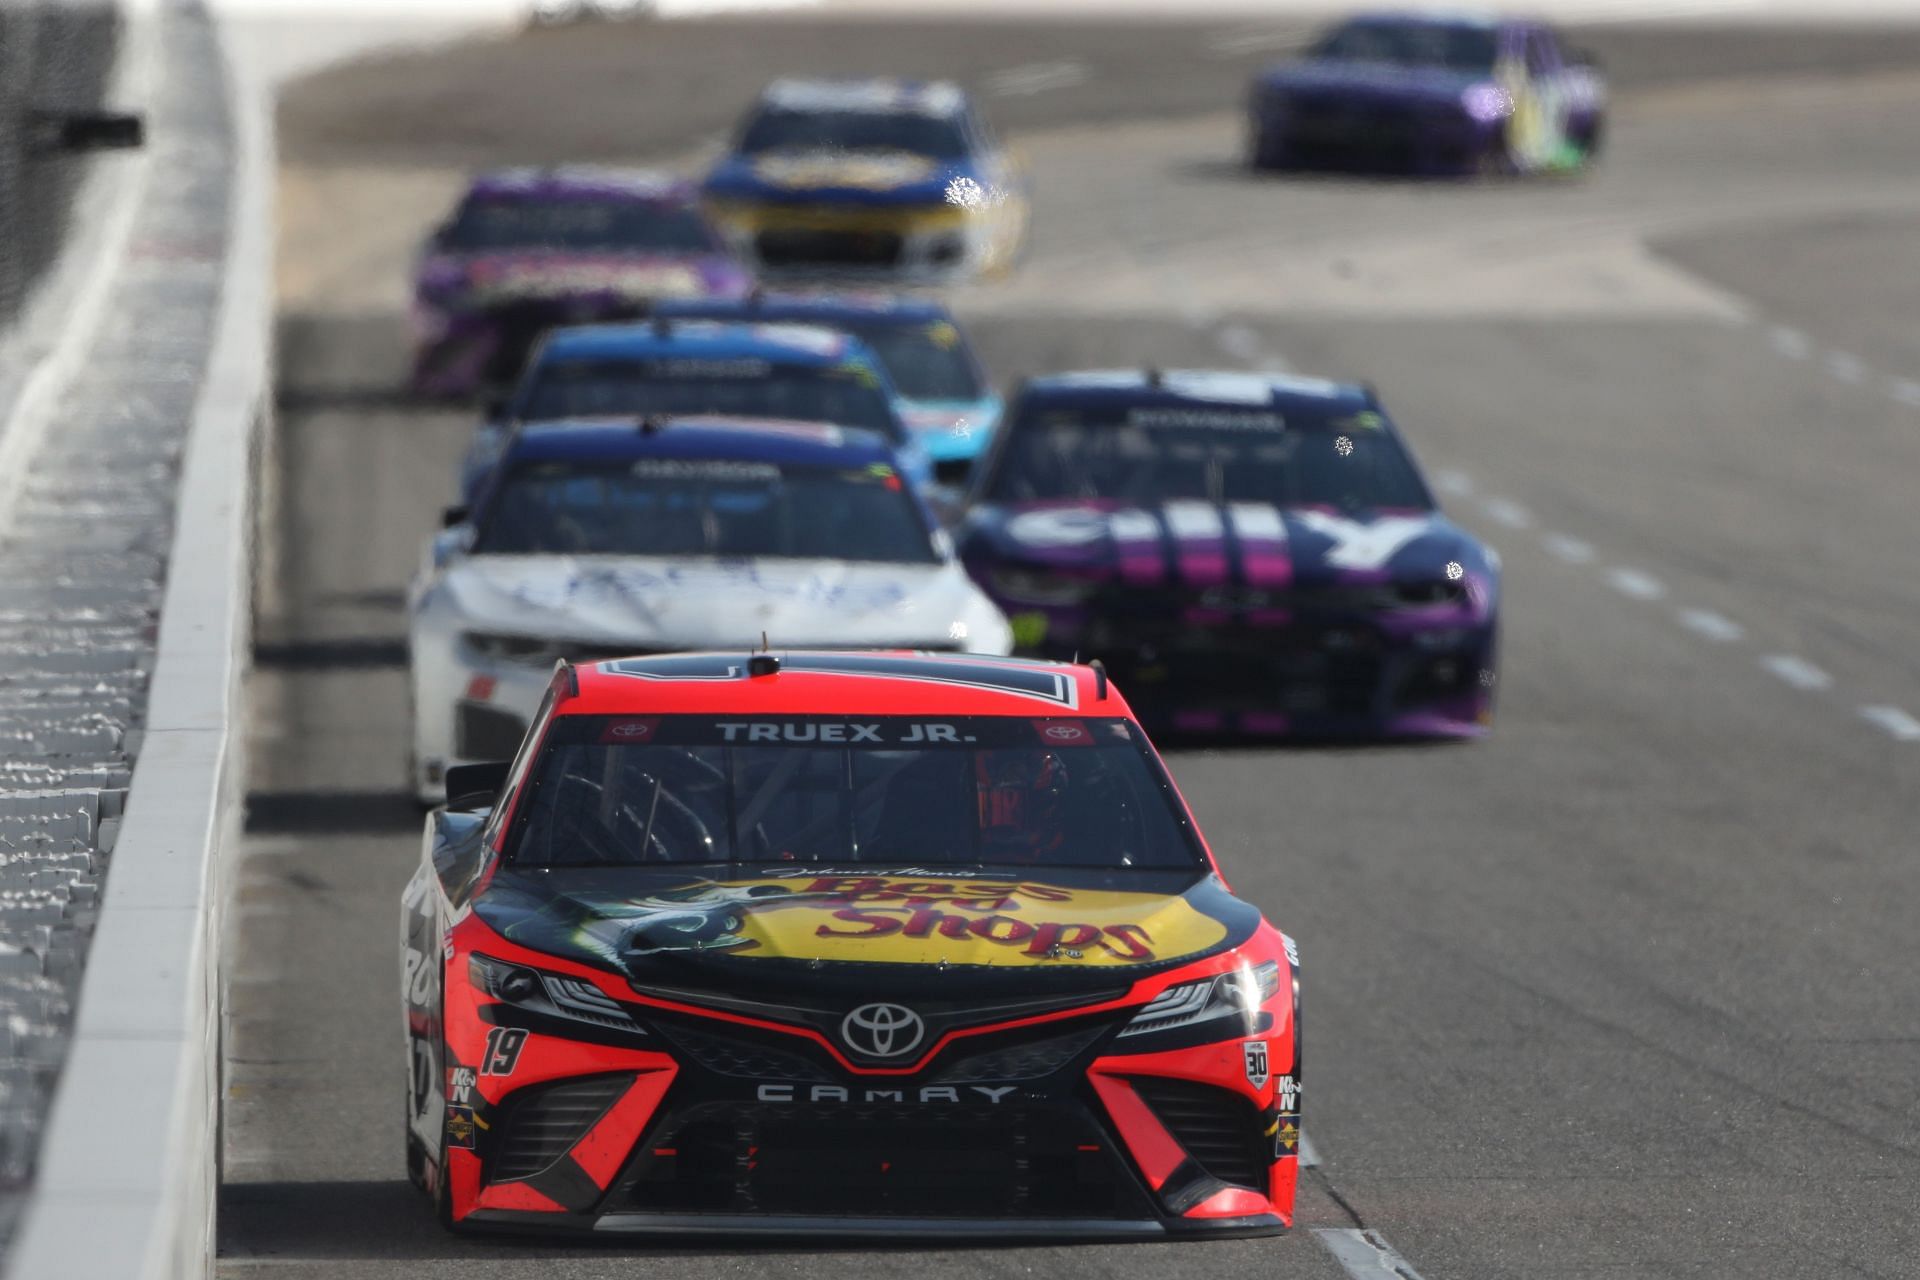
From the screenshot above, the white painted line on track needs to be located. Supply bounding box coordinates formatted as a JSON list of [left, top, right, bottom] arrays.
[[1859, 705, 1920, 741], [1824, 351, 1867, 384], [1298, 1132, 1320, 1167], [1888, 378, 1920, 408], [1677, 608, 1745, 642], [1203, 26, 1309, 58], [1481, 497, 1532, 529], [1314, 1228, 1432, 1280], [1761, 654, 1833, 692], [1606, 568, 1666, 601], [1767, 326, 1811, 359], [1214, 322, 1263, 361], [983, 60, 1089, 97], [1542, 532, 1595, 564], [1432, 469, 1474, 498]]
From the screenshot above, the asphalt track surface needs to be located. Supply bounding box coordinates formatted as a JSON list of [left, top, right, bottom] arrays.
[[225, 16, 1920, 1279]]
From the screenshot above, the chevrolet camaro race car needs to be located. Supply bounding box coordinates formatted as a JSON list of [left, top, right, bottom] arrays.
[[956, 370, 1500, 737], [1247, 12, 1606, 176], [410, 168, 749, 398], [701, 78, 1028, 281], [410, 417, 1010, 801], [401, 650, 1303, 1237], [456, 319, 930, 502], [655, 291, 1002, 489]]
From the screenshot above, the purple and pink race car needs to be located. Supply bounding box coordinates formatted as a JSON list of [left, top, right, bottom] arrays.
[[955, 370, 1499, 738], [1248, 12, 1606, 177], [410, 167, 751, 399]]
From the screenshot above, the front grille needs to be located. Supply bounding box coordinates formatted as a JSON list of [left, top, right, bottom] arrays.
[[1090, 627, 1384, 718], [654, 1023, 834, 1082], [757, 227, 904, 268], [1130, 1076, 1266, 1191], [489, 1074, 630, 1183], [931, 1022, 1111, 1083], [454, 701, 528, 761], [621, 1101, 1144, 1219]]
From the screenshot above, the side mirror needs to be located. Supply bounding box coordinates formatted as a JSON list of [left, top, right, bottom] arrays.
[[441, 505, 470, 530], [444, 761, 512, 810]]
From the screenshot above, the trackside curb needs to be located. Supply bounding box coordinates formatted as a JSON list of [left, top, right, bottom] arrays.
[[3, 0, 271, 1275]]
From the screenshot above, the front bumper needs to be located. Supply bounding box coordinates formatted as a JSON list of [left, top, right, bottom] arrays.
[[1253, 97, 1498, 175], [708, 200, 1018, 281], [434, 947, 1296, 1237], [411, 293, 651, 398], [1000, 597, 1497, 738]]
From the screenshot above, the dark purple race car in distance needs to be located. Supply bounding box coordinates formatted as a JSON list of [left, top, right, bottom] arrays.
[[1248, 11, 1606, 176], [955, 370, 1499, 739], [410, 167, 751, 399]]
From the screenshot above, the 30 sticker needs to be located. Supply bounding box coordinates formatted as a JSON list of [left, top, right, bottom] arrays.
[[481, 1027, 527, 1076], [1244, 1040, 1270, 1090]]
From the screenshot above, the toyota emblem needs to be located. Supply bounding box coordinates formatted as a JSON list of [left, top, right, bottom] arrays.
[[1043, 724, 1084, 741], [840, 1003, 925, 1059], [610, 722, 651, 738]]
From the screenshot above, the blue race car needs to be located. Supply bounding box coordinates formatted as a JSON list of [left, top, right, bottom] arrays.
[[457, 319, 928, 503], [701, 78, 1027, 282], [955, 370, 1500, 739], [654, 292, 1000, 489]]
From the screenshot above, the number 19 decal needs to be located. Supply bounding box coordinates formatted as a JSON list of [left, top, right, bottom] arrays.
[[481, 1027, 527, 1076]]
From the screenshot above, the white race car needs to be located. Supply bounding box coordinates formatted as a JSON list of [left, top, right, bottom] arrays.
[[407, 415, 1011, 802]]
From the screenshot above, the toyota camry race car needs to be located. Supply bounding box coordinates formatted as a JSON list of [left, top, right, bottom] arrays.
[[401, 650, 1302, 1237], [701, 78, 1027, 281], [410, 416, 1010, 802], [655, 291, 1002, 490], [411, 168, 749, 398], [1247, 12, 1606, 176], [457, 319, 928, 503], [956, 370, 1499, 737]]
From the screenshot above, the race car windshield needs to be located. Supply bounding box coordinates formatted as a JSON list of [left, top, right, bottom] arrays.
[[845, 319, 983, 401], [1311, 22, 1500, 72], [508, 715, 1204, 872], [472, 458, 937, 561], [443, 198, 718, 253], [737, 109, 970, 160], [518, 359, 903, 440], [985, 406, 1433, 510]]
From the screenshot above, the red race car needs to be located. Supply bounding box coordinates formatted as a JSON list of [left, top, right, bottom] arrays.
[[401, 650, 1302, 1239]]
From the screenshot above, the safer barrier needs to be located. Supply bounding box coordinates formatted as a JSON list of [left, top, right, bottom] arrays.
[[1, 0, 267, 1274]]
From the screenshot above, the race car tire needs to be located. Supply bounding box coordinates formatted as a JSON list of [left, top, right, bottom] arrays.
[[1247, 123, 1287, 171]]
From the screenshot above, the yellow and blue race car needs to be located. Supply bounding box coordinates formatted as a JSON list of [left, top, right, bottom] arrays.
[[701, 78, 1027, 283]]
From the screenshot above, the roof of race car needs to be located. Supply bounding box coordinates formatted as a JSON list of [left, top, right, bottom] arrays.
[[653, 290, 953, 326], [564, 651, 1122, 719], [498, 415, 895, 469], [1336, 9, 1506, 31], [1019, 369, 1371, 414], [757, 77, 968, 117], [535, 320, 870, 366], [465, 166, 698, 202]]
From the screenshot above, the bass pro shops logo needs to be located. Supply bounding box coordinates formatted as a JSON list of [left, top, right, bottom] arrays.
[[840, 1002, 925, 1059]]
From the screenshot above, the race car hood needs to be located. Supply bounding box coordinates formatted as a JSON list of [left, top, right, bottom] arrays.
[[704, 148, 965, 207], [475, 865, 1263, 996], [433, 554, 982, 649], [1256, 60, 1491, 108], [416, 249, 749, 308], [961, 499, 1484, 593]]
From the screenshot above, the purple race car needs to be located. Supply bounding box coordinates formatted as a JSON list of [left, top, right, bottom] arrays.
[[1248, 12, 1606, 176], [955, 370, 1499, 739], [410, 168, 751, 399]]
